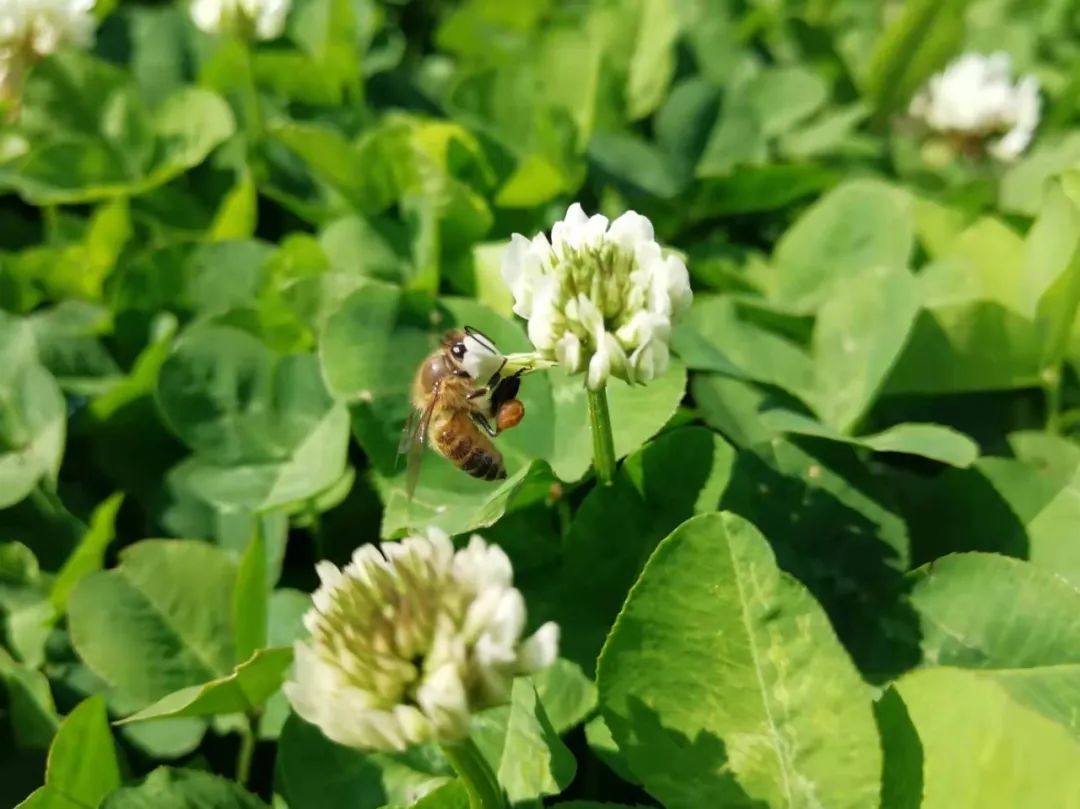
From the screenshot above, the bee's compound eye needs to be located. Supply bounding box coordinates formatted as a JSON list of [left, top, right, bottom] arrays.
[[451, 342, 467, 360]]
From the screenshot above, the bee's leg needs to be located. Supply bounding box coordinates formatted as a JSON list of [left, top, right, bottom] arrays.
[[466, 358, 508, 401], [472, 413, 497, 437]]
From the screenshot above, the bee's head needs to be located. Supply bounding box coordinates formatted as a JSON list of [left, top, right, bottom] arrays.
[[444, 326, 503, 381]]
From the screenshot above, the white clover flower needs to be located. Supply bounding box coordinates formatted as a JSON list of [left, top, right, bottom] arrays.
[[284, 530, 558, 752], [189, 0, 289, 40], [908, 52, 1040, 161], [0, 0, 95, 104], [0, 0, 95, 60], [503, 204, 692, 390]]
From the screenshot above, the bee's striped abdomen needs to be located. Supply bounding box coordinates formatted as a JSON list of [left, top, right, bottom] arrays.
[[461, 444, 506, 481], [436, 414, 506, 481]]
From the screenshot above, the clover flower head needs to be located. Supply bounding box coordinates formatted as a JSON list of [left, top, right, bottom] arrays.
[[284, 530, 559, 752], [0, 0, 94, 72], [908, 51, 1040, 161], [502, 204, 692, 390], [189, 0, 290, 40]]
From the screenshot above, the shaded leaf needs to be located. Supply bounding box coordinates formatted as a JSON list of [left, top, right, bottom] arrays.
[[598, 512, 882, 809]]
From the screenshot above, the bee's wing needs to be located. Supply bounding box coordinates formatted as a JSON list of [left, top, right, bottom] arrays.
[[403, 381, 441, 501], [397, 406, 417, 462]]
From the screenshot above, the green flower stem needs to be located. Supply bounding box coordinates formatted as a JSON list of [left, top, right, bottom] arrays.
[[586, 385, 617, 485], [441, 738, 505, 809], [235, 714, 257, 786]]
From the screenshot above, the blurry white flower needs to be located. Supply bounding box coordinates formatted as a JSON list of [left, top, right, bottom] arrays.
[[0, 0, 95, 60], [284, 530, 558, 752], [503, 204, 692, 390], [908, 52, 1040, 161], [0, 0, 95, 106], [189, 0, 289, 40]]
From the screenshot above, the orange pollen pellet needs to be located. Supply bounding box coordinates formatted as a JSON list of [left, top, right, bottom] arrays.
[[496, 399, 525, 431]]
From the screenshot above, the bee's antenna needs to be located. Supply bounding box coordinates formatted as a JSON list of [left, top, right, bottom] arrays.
[[463, 325, 497, 353]]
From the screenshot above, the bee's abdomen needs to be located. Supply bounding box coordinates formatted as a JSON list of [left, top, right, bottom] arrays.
[[461, 445, 506, 481], [438, 422, 506, 481]]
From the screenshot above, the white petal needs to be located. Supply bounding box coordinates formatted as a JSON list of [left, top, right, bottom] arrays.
[[487, 589, 527, 648], [573, 294, 605, 334], [460, 333, 505, 381], [586, 339, 610, 389], [517, 622, 560, 673], [503, 233, 543, 318], [417, 663, 470, 741], [554, 331, 582, 371], [607, 210, 654, 251], [662, 254, 693, 317], [551, 203, 587, 252]]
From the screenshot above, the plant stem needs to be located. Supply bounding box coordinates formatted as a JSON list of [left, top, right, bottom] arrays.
[[236, 716, 257, 786], [441, 738, 504, 809], [1043, 365, 1063, 435], [237, 39, 266, 178], [586, 385, 616, 485]]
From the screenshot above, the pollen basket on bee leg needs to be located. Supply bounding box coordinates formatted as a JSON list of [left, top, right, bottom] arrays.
[[496, 399, 525, 432]]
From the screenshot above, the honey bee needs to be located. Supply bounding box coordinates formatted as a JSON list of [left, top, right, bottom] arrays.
[[400, 326, 534, 497]]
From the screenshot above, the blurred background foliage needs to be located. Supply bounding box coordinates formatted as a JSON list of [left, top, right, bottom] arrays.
[[7, 0, 1080, 806]]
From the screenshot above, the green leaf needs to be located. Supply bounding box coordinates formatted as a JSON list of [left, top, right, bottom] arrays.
[[411, 781, 468, 809], [112, 241, 274, 320], [529, 658, 597, 734], [760, 410, 979, 468], [716, 439, 913, 676], [169, 406, 349, 511], [276, 714, 450, 809], [100, 768, 267, 809], [587, 132, 684, 199], [691, 164, 836, 218], [494, 154, 570, 208], [863, 0, 972, 115], [892, 667, 1080, 808], [68, 540, 237, 705], [28, 301, 123, 395], [886, 216, 1043, 393], [546, 361, 687, 483], [0, 648, 59, 749], [584, 716, 638, 787], [892, 432, 1080, 586], [906, 552, 1080, 740], [157, 322, 335, 465], [208, 173, 258, 241], [377, 460, 553, 539], [691, 374, 782, 449], [233, 529, 268, 663], [625, 0, 679, 120], [0, 314, 66, 509], [17, 695, 121, 809], [744, 67, 829, 138], [1000, 133, 1080, 216], [810, 264, 920, 432], [1, 54, 235, 204], [598, 512, 882, 809], [49, 493, 123, 614], [116, 647, 293, 724], [772, 179, 913, 311], [1024, 173, 1080, 368], [552, 426, 736, 669], [494, 680, 576, 803], [157, 320, 349, 510]]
